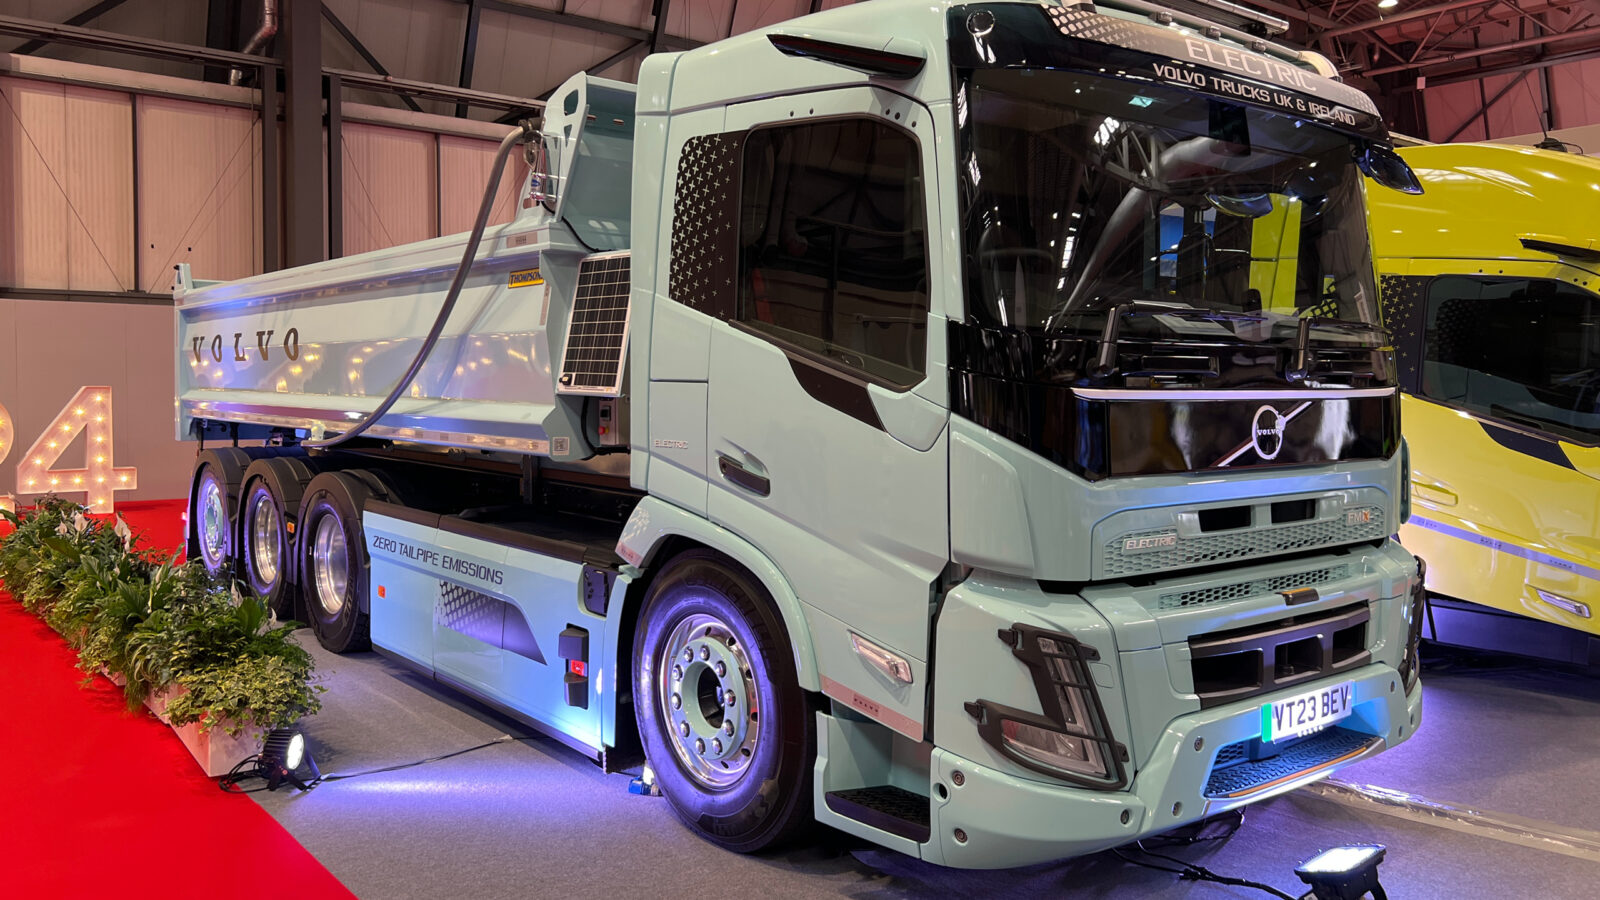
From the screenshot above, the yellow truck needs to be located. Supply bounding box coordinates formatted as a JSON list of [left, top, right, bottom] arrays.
[[1372, 142, 1600, 665]]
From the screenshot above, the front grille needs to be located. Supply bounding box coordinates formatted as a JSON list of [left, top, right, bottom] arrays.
[[1189, 604, 1372, 708], [1156, 564, 1350, 610], [1102, 507, 1385, 579], [1204, 727, 1378, 798]]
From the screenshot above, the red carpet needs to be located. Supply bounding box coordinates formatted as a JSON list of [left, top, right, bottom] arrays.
[[0, 500, 355, 899]]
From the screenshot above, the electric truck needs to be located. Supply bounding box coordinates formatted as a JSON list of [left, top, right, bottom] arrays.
[[1373, 140, 1600, 666], [171, 0, 1427, 868]]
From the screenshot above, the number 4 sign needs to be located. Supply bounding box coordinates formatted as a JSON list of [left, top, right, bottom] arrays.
[[0, 387, 138, 514]]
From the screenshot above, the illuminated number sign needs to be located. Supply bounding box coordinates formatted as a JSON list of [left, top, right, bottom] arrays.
[[1, 387, 138, 514]]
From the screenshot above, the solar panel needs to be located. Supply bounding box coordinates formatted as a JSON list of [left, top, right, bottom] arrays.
[[557, 251, 631, 396]]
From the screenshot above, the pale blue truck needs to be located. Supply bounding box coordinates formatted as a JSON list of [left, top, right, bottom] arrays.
[[174, 0, 1426, 868]]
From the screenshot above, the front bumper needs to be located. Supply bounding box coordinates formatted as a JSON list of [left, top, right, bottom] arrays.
[[921, 664, 1421, 869]]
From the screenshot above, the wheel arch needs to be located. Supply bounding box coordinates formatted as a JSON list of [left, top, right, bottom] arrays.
[[614, 496, 821, 694]]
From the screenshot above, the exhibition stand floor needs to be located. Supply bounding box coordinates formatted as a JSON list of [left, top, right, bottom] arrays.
[[6, 502, 1600, 898]]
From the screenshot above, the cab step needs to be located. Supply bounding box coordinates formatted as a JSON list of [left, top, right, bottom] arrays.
[[823, 786, 930, 843]]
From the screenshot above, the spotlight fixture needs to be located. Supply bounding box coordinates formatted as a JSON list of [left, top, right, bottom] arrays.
[[1294, 844, 1388, 900], [260, 728, 322, 791], [1377, 0, 1399, 8]]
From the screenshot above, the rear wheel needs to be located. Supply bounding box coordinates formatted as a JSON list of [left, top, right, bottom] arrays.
[[633, 550, 815, 852], [188, 448, 251, 577], [295, 470, 390, 653], [238, 456, 316, 620]]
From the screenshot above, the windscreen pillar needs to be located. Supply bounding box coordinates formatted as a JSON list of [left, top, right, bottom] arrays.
[[282, 0, 326, 266]]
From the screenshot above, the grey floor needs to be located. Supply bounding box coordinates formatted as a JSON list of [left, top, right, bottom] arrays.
[[250, 640, 1600, 899]]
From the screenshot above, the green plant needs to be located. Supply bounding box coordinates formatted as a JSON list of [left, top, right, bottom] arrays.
[[0, 499, 322, 736]]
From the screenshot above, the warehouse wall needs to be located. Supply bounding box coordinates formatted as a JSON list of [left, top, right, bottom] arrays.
[[0, 55, 528, 509]]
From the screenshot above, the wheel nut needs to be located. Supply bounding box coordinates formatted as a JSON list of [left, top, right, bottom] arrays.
[[725, 689, 737, 707], [670, 693, 681, 710], [711, 738, 723, 754], [672, 665, 682, 682], [694, 738, 706, 754], [722, 721, 735, 737], [678, 722, 690, 738], [715, 661, 727, 677], [682, 648, 693, 663], [699, 646, 710, 661]]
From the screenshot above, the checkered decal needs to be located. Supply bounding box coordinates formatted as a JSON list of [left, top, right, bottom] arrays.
[[1381, 274, 1429, 386], [667, 133, 741, 318], [436, 580, 503, 647]]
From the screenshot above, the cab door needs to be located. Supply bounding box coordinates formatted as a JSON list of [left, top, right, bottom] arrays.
[[1390, 270, 1600, 638], [702, 88, 950, 740]]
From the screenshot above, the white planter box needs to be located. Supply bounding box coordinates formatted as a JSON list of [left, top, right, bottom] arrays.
[[141, 682, 264, 778]]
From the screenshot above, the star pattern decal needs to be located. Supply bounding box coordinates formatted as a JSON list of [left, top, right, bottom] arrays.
[[668, 133, 741, 319]]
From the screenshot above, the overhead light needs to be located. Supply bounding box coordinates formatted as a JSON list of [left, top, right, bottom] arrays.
[[1295, 844, 1388, 900], [260, 728, 322, 791], [1378, 0, 1399, 8]]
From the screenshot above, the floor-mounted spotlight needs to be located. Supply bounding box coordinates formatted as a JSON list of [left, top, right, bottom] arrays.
[[260, 728, 322, 791], [1294, 844, 1388, 900]]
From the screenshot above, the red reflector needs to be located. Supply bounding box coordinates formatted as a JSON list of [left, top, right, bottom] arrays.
[[568, 659, 588, 677], [377, 585, 386, 598]]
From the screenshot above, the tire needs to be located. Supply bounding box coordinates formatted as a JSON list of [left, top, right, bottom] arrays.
[[295, 470, 390, 653], [238, 456, 317, 620], [633, 550, 815, 852], [188, 448, 252, 577]]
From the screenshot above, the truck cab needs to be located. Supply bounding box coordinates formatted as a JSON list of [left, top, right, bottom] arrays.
[[1372, 141, 1600, 665], [174, 0, 1426, 869]]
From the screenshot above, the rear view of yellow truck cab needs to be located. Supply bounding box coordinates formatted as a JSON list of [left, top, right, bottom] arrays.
[[1373, 142, 1600, 664]]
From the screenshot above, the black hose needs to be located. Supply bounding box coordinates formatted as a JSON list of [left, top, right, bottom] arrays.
[[306, 124, 534, 449]]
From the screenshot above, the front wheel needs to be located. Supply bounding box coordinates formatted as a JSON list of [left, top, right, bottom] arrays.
[[633, 551, 815, 852]]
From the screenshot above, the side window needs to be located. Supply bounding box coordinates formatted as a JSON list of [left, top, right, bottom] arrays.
[[1422, 276, 1600, 444], [736, 119, 929, 388]]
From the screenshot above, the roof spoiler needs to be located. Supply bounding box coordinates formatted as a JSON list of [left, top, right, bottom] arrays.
[[767, 30, 925, 78]]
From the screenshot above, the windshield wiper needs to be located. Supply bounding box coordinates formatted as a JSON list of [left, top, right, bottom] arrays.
[[1088, 302, 1266, 377]]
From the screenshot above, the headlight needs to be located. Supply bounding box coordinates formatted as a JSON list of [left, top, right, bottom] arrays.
[[965, 625, 1127, 789]]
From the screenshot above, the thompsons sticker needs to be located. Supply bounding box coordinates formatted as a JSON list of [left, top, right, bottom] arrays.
[[509, 267, 544, 287]]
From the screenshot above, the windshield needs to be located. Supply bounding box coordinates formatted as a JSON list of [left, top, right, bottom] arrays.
[[959, 68, 1382, 345]]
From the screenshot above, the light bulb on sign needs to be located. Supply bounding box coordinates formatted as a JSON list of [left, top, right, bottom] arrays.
[[15, 386, 137, 514]]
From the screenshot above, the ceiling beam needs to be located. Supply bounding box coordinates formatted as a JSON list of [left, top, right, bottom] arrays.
[[12, 0, 137, 55], [1364, 16, 1599, 76], [456, 0, 481, 116], [1318, 0, 1501, 40], [0, 11, 273, 67], [478, 0, 699, 51], [320, 2, 423, 112]]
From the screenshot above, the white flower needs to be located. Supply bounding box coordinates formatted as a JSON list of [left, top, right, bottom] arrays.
[[72, 512, 89, 534], [114, 514, 133, 550], [55, 522, 70, 536]]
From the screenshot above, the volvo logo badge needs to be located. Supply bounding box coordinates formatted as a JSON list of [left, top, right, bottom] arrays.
[[1252, 405, 1287, 460]]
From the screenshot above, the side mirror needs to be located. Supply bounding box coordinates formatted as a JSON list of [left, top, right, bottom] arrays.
[[1357, 144, 1424, 195]]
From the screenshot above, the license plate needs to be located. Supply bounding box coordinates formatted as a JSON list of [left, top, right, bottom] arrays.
[[1261, 681, 1354, 743]]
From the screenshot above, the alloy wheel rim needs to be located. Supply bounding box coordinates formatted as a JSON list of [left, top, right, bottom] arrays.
[[656, 612, 761, 789], [312, 513, 348, 616], [199, 478, 227, 569], [248, 492, 282, 587]]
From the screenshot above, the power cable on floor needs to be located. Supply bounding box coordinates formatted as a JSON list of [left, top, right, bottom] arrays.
[[1110, 810, 1299, 900], [219, 734, 520, 793], [1113, 845, 1299, 900]]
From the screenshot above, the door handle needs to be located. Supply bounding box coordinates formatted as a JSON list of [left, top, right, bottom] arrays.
[[717, 454, 771, 497], [1411, 474, 1457, 508]]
